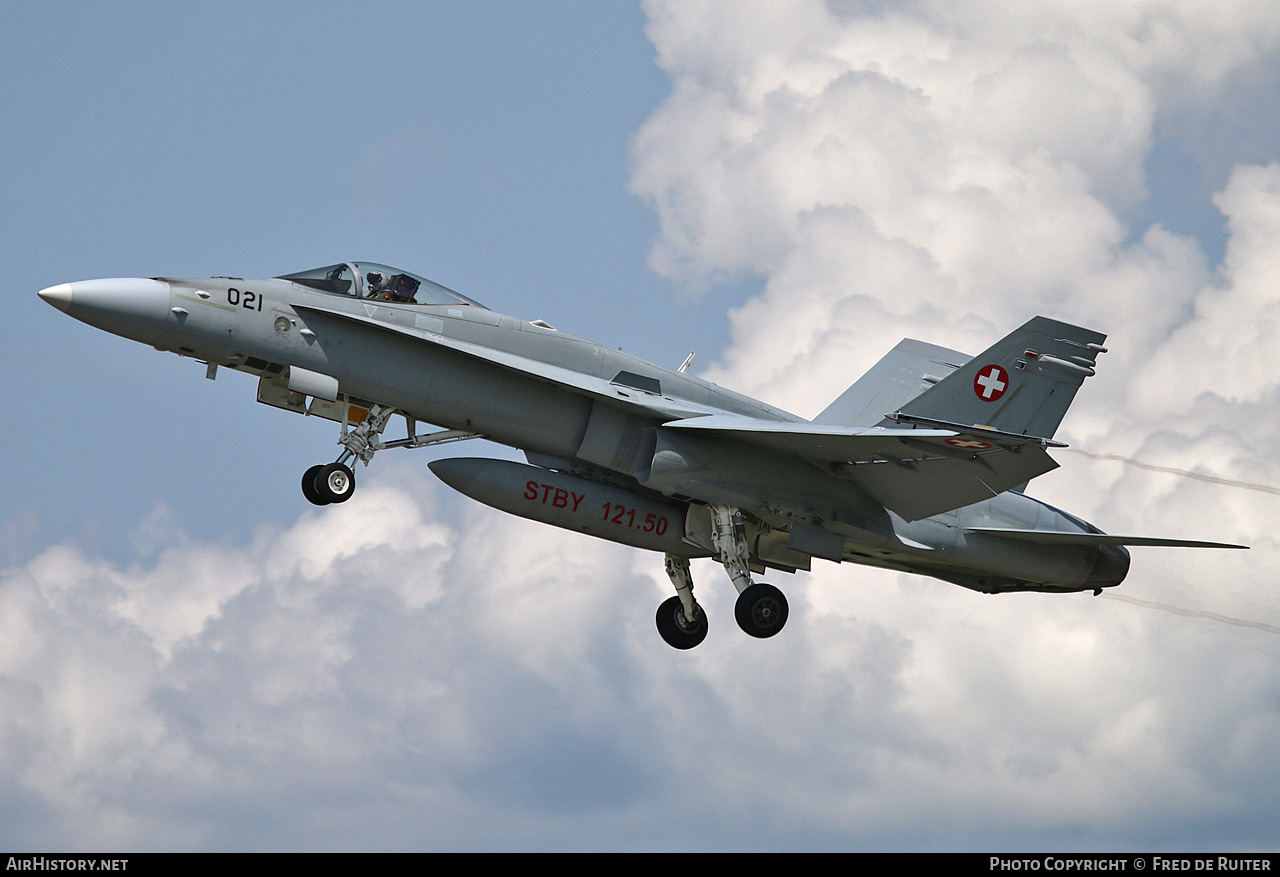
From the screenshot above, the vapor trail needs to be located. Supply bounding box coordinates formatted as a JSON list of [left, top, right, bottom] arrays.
[[1103, 593, 1280, 636], [1063, 449, 1280, 496]]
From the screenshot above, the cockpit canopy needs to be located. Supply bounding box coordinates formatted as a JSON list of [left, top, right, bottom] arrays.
[[277, 262, 487, 309]]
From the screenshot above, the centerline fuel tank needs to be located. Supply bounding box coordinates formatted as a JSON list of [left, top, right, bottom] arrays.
[[428, 457, 712, 556]]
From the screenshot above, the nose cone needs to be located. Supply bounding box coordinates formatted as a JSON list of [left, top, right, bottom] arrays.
[[38, 283, 74, 312], [38, 277, 171, 346]]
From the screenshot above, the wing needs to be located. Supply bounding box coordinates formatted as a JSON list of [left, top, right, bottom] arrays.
[[293, 303, 721, 420], [965, 528, 1249, 549], [663, 415, 1060, 520]]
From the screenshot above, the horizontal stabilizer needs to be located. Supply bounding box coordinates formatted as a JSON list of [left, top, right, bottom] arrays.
[[965, 528, 1248, 549]]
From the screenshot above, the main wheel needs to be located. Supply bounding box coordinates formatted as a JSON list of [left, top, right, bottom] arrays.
[[735, 583, 788, 638], [655, 595, 708, 650], [301, 464, 329, 506], [314, 462, 356, 504]]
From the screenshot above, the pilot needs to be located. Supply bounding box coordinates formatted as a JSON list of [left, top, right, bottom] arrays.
[[366, 271, 398, 302], [366, 271, 418, 303]]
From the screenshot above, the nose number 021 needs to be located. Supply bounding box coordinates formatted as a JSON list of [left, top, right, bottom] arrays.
[[227, 288, 264, 311]]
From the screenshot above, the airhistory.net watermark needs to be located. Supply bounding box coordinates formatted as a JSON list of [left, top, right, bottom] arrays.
[[6, 859, 128, 871]]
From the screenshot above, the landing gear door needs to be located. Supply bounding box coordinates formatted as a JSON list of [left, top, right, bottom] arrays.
[[256, 373, 306, 414], [308, 395, 371, 425], [255, 373, 371, 425]]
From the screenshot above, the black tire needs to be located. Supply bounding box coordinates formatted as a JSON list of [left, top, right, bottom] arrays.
[[302, 464, 329, 506], [734, 583, 788, 638], [314, 462, 356, 504], [655, 595, 708, 650]]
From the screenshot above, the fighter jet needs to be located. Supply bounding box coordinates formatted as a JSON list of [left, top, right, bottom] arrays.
[[38, 262, 1246, 648]]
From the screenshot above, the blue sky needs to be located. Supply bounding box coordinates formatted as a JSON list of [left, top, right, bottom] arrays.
[[5, 0, 1280, 853]]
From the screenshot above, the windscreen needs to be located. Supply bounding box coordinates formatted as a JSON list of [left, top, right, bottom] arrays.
[[277, 262, 487, 309]]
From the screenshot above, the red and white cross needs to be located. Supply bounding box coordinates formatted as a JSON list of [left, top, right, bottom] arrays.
[[973, 364, 1009, 401]]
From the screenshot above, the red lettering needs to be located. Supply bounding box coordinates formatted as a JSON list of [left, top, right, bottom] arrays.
[[540, 483, 554, 503], [571, 492, 584, 512], [553, 488, 569, 508], [524, 481, 538, 501]]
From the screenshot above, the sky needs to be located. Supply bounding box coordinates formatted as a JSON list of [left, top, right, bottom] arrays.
[[4, 0, 1280, 852]]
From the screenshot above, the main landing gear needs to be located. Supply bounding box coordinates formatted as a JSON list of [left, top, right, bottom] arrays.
[[657, 555, 707, 649], [300, 402, 482, 506], [656, 504, 789, 650]]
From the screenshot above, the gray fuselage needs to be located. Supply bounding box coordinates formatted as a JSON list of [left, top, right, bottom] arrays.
[[40, 268, 1129, 594]]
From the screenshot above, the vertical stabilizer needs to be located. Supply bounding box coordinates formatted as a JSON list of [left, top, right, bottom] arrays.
[[815, 339, 969, 428], [893, 316, 1106, 439]]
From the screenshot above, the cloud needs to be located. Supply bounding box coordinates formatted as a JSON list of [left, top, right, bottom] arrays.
[[0, 471, 671, 849]]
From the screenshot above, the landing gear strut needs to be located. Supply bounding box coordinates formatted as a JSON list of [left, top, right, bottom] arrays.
[[710, 504, 788, 640]]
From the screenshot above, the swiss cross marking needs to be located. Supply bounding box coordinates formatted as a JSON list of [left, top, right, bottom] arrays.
[[945, 437, 993, 449], [973, 364, 1009, 401]]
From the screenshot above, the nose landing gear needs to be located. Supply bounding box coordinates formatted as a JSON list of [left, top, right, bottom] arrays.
[[300, 402, 484, 506]]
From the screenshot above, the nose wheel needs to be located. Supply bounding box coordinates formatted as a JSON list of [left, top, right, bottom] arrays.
[[301, 462, 355, 505]]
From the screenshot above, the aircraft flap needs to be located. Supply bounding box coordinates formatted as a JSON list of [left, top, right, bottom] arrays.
[[663, 415, 960, 461]]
